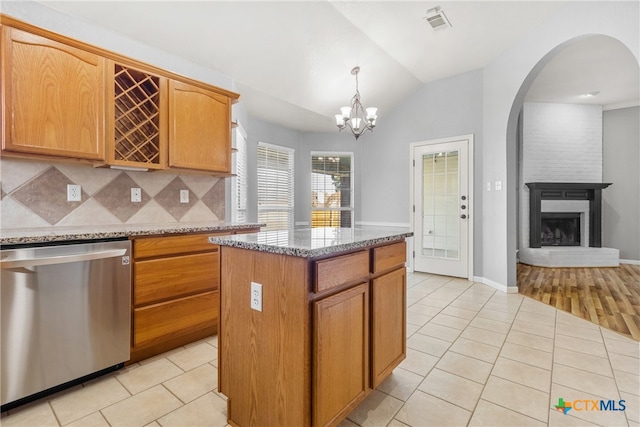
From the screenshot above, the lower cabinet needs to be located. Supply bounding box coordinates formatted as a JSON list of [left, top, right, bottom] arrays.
[[130, 230, 257, 363], [313, 243, 407, 426], [371, 267, 407, 388], [313, 283, 369, 427], [134, 291, 218, 347]]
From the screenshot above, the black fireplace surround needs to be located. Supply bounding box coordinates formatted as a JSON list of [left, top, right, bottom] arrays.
[[526, 182, 611, 248]]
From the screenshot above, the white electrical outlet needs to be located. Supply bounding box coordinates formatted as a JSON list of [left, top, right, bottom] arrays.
[[250, 282, 262, 312], [180, 189, 189, 204], [67, 184, 81, 202], [495, 180, 503, 191], [131, 188, 142, 203]]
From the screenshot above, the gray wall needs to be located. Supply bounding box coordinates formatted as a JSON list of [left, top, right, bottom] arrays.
[[359, 70, 483, 223], [358, 70, 484, 273], [603, 106, 640, 261]]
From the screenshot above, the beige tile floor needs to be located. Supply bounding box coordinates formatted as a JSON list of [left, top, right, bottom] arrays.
[[2, 272, 639, 427]]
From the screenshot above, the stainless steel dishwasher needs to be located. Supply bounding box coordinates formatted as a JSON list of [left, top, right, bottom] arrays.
[[1, 239, 131, 411]]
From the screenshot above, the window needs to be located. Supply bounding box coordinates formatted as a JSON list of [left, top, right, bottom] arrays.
[[231, 126, 247, 223], [311, 152, 353, 228], [257, 142, 294, 230]]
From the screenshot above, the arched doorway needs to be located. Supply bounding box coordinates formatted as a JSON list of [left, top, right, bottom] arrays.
[[508, 35, 640, 340]]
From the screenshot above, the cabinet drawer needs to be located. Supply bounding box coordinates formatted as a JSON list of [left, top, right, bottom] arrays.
[[133, 233, 219, 258], [133, 291, 218, 347], [134, 252, 219, 305], [315, 250, 369, 293], [372, 241, 406, 273]]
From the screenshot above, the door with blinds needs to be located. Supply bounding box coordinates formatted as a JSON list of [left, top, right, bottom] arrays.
[[412, 136, 473, 279]]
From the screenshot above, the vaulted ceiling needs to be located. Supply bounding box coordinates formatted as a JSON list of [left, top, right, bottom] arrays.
[[36, 1, 640, 132]]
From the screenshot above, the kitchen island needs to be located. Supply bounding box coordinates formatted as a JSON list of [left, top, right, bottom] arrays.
[[209, 227, 412, 427]]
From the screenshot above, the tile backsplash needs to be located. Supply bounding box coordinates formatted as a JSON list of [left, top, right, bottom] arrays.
[[0, 158, 225, 230]]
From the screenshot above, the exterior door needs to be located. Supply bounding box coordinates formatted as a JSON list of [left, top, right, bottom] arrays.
[[412, 136, 472, 279]]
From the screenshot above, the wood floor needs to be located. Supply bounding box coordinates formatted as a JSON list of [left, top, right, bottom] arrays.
[[518, 263, 640, 341]]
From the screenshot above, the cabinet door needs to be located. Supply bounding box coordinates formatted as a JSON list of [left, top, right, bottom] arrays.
[[313, 283, 369, 427], [1, 26, 106, 160], [371, 267, 406, 388], [168, 80, 231, 172]]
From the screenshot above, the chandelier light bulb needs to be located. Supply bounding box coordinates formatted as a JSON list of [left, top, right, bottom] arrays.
[[366, 107, 378, 120]]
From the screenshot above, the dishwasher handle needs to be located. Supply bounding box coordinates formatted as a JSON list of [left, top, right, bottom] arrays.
[[0, 249, 128, 269]]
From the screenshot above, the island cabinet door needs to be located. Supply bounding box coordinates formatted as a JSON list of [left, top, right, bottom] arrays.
[[313, 283, 369, 427], [371, 267, 407, 388]]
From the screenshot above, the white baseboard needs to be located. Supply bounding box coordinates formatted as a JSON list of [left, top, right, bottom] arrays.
[[620, 259, 640, 265], [474, 276, 519, 294]]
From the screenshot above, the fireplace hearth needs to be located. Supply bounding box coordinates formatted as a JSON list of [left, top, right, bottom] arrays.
[[541, 213, 580, 246]]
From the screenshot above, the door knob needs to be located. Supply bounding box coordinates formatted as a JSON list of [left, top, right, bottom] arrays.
[[460, 214, 467, 219]]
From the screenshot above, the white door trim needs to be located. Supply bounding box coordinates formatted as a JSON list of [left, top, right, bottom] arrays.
[[409, 134, 474, 281]]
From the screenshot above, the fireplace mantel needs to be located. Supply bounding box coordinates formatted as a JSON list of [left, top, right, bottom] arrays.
[[525, 182, 612, 248]]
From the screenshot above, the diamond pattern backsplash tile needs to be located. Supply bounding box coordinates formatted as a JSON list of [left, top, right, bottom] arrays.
[[154, 176, 199, 221], [0, 159, 225, 229], [201, 180, 225, 220], [93, 172, 151, 222], [11, 167, 88, 225]]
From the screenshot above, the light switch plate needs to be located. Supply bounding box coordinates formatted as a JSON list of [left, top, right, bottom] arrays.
[[487, 182, 492, 192]]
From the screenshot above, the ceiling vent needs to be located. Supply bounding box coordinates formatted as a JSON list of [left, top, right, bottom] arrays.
[[424, 7, 452, 30]]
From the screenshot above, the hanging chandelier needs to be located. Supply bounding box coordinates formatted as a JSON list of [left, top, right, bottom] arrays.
[[335, 66, 378, 140]]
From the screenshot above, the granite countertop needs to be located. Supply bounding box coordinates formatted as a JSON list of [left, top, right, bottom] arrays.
[[208, 226, 413, 258], [0, 222, 264, 245]]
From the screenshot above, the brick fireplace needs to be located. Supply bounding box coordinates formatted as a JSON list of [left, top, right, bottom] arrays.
[[518, 102, 620, 268], [520, 182, 619, 267]]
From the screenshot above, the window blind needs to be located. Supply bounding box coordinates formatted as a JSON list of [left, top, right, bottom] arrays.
[[257, 142, 294, 230]]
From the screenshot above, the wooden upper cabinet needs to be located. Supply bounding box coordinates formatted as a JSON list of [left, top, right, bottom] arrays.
[[106, 62, 168, 169], [168, 80, 231, 173], [1, 26, 106, 160]]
